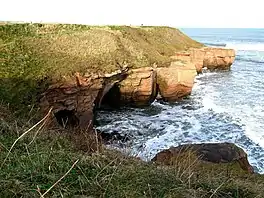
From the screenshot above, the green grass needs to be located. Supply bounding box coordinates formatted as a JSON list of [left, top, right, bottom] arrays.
[[0, 23, 203, 113], [1, 105, 264, 198]]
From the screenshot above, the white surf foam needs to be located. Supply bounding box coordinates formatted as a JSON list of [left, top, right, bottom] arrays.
[[136, 115, 202, 160], [96, 59, 264, 173], [226, 43, 264, 52]]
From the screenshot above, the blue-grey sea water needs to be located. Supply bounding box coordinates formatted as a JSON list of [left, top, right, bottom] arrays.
[[96, 29, 264, 173]]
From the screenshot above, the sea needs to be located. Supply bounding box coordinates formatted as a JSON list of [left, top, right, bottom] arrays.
[[96, 28, 264, 173]]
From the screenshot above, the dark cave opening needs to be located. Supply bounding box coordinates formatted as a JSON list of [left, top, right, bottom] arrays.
[[54, 109, 79, 128], [99, 83, 121, 109]]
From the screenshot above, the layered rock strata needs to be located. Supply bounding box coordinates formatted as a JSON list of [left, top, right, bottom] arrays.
[[172, 47, 236, 73], [119, 67, 157, 106], [40, 68, 128, 129], [40, 47, 236, 129], [157, 61, 197, 102]]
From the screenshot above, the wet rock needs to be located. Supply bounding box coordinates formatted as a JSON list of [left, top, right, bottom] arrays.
[[99, 130, 130, 143], [157, 61, 197, 102], [119, 67, 157, 106], [152, 143, 254, 173]]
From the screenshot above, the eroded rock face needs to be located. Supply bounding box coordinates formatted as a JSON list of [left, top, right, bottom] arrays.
[[40, 69, 128, 129], [152, 143, 254, 173], [189, 48, 206, 73], [119, 67, 157, 106], [157, 61, 197, 102], [174, 47, 236, 73], [203, 48, 235, 70], [40, 75, 103, 129], [40, 47, 236, 128], [172, 51, 203, 74]]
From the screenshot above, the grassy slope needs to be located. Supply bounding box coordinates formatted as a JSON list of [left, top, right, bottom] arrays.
[[1, 109, 264, 198], [0, 23, 203, 112]]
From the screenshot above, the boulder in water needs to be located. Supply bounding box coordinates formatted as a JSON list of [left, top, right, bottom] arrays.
[[173, 47, 236, 73], [203, 47, 236, 70], [119, 67, 157, 106], [157, 61, 197, 102]]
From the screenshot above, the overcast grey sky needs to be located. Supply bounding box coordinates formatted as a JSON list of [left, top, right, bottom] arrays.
[[1, 0, 264, 28]]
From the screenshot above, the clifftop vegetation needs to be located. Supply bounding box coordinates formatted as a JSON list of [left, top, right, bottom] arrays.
[[0, 23, 203, 111]]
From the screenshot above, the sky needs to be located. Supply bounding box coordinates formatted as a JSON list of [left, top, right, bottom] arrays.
[[1, 0, 264, 28]]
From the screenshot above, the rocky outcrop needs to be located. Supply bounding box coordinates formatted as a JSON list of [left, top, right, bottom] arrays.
[[157, 61, 197, 102], [119, 67, 157, 106], [152, 143, 254, 173], [118, 63, 197, 104], [203, 48, 236, 70], [172, 51, 203, 74], [40, 46, 236, 129], [173, 47, 236, 73], [40, 76, 101, 129], [40, 61, 197, 128], [40, 69, 128, 129]]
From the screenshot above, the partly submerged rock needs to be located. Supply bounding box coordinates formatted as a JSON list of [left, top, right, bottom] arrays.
[[203, 47, 236, 70], [152, 143, 254, 173], [119, 67, 157, 106], [99, 130, 130, 143], [157, 61, 197, 102], [173, 47, 236, 73]]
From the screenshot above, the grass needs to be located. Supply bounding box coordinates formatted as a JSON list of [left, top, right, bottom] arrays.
[[0, 23, 203, 113], [1, 104, 264, 198]]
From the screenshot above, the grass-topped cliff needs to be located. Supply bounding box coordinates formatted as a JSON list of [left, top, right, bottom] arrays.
[[0, 23, 203, 112]]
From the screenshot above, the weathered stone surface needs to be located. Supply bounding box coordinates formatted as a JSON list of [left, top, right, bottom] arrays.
[[40, 69, 128, 129], [174, 47, 235, 73], [119, 67, 157, 106], [40, 47, 236, 129], [40, 75, 102, 129], [203, 48, 235, 70], [152, 143, 254, 173], [157, 61, 197, 102], [172, 50, 204, 74], [189, 48, 206, 73]]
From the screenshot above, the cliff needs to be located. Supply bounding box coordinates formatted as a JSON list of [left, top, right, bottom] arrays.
[[0, 23, 203, 111], [0, 23, 236, 129]]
